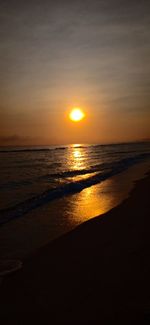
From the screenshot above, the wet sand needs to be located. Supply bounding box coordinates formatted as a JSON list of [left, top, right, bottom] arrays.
[[0, 171, 150, 324]]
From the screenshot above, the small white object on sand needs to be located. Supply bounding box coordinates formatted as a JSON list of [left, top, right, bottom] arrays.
[[0, 259, 22, 277]]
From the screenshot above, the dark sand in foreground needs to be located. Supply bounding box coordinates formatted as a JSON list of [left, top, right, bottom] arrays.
[[0, 172, 150, 324]]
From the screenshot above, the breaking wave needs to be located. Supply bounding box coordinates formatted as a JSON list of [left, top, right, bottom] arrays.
[[0, 152, 149, 226]]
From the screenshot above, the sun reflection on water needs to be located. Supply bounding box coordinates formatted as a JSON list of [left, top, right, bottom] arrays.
[[65, 161, 149, 225], [64, 144, 141, 225], [66, 179, 115, 224], [73, 149, 81, 159], [67, 144, 87, 171], [63, 144, 115, 222]]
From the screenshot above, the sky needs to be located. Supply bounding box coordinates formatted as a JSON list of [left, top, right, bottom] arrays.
[[0, 0, 150, 145]]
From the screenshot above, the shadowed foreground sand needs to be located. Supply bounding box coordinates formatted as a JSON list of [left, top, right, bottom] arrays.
[[0, 172, 150, 324]]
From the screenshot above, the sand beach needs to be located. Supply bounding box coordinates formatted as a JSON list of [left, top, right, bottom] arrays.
[[0, 171, 150, 324]]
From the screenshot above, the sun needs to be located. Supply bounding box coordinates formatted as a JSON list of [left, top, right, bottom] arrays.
[[69, 108, 85, 122]]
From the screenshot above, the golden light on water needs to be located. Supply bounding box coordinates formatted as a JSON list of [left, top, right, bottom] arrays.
[[69, 108, 85, 122], [67, 145, 86, 171]]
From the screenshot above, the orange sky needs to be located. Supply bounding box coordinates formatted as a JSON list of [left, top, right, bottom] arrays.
[[0, 0, 150, 146]]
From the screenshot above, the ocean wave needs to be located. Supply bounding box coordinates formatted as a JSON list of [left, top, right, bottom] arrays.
[[0, 147, 68, 153], [40, 165, 106, 180], [0, 152, 149, 226], [0, 163, 108, 190]]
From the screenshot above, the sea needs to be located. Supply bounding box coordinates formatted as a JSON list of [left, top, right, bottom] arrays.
[[0, 142, 150, 258]]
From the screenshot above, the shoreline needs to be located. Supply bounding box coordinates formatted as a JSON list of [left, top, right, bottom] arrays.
[[0, 170, 150, 323], [0, 160, 149, 260]]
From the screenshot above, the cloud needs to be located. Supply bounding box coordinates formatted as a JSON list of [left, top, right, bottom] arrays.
[[0, 134, 32, 144]]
